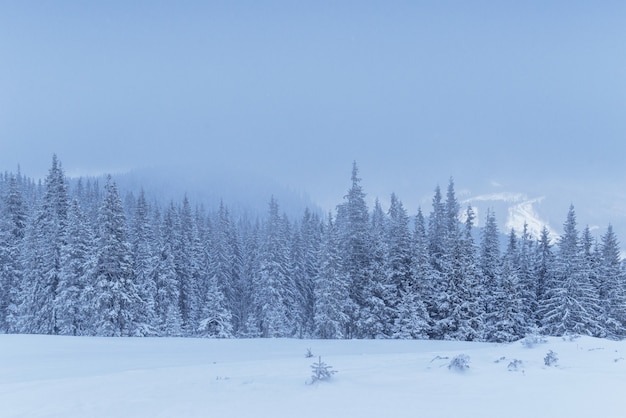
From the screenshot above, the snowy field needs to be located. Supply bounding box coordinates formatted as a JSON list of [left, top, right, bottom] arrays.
[[1, 335, 625, 418]]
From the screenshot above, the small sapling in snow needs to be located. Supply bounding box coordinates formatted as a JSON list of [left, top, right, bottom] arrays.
[[307, 356, 337, 384], [544, 350, 558, 367]]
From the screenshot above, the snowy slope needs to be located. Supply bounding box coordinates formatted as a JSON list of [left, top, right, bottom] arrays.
[[1, 335, 624, 418]]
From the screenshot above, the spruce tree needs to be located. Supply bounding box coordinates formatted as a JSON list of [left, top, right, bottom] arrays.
[[540, 206, 601, 336], [314, 214, 349, 339], [56, 199, 94, 335], [335, 162, 371, 338], [480, 209, 501, 340], [92, 176, 142, 336], [598, 225, 626, 338], [19, 155, 70, 334], [255, 197, 290, 337]]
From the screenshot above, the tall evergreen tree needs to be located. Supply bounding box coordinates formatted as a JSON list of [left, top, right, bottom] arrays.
[[479, 209, 501, 340], [336, 162, 371, 338], [153, 206, 183, 336], [598, 225, 626, 338], [359, 199, 392, 338], [488, 229, 526, 342], [19, 155, 70, 334], [129, 190, 158, 335], [540, 206, 601, 336], [314, 214, 349, 339], [0, 174, 27, 332], [411, 208, 436, 335], [56, 199, 94, 335], [92, 176, 142, 336], [255, 197, 291, 337]]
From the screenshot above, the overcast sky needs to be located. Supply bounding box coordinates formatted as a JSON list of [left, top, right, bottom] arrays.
[[1, 1, 625, 235]]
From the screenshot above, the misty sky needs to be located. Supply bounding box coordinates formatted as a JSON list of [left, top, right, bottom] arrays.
[[1, 1, 625, 235]]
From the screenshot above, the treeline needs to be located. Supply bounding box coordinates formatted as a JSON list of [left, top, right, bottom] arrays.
[[0, 156, 625, 341]]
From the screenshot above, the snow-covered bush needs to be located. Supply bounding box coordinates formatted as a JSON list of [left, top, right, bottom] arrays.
[[448, 354, 470, 372], [520, 332, 547, 348], [544, 350, 558, 367], [305, 348, 314, 358], [507, 359, 523, 372], [307, 356, 337, 384]]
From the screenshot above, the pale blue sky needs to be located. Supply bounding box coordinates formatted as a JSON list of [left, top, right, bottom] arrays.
[[1, 1, 625, 235]]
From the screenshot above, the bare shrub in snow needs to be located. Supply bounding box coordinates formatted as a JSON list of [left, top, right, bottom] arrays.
[[305, 348, 314, 358], [448, 354, 470, 372]]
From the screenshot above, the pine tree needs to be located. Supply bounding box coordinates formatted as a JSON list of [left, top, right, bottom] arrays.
[[92, 176, 142, 337], [359, 199, 393, 338], [255, 197, 291, 337], [154, 205, 183, 336], [517, 223, 539, 329], [488, 229, 526, 342], [540, 206, 601, 336], [238, 219, 261, 337], [598, 225, 626, 338], [314, 214, 349, 339], [534, 226, 555, 328], [56, 199, 94, 335], [129, 190, 158, 336], [19, 155, 70, 334], [177, 196, 202, 335], [209, 202, 243, 335], [480, 209, 501, 340], [197, 274, 233, 338], [450, 206, 484, 341], [335, 162, 371, 338], [411, 208, 436, 336], [295, 208, 321, 338], [0, 174, 27, 332]]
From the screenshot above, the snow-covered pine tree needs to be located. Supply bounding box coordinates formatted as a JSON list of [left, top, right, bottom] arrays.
[[177, 196, 203, 335], [540, 206, 601, 336], [386, 194, 412, 311], [448, 206, 483, 341], [335, 162, 372, 338], [255, 197, 291, 337], [208, 202, 240, 333], [129, 190, 158, 336], [238, 219, 261, 337], [56, 199, 95, 335], [598, 225, 626, 338], [314, 214, 349, 339], [517, 223, 539, 329], [534, 226, 555, 328], [488, 229, 526, 342], [359, 199, 393, 338], [431, 180, 471, 340], [294, 208, 322, 338], [18, 154, 70, 334], [411, 208, 436, 337], [92, 176, 142, 337], [0, 174, 27, 332], [197, 273, 233, 338], [480, 209, 501, 341], [154, 205, 183, 336]]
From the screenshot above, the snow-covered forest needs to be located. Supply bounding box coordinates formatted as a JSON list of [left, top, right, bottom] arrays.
[[1, 156, 625, 341]]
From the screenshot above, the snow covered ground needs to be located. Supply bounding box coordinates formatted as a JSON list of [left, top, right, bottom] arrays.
[[1, 335, 624, 418]]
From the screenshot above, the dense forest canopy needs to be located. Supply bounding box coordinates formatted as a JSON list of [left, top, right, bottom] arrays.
[[1, 156, 624, 340]]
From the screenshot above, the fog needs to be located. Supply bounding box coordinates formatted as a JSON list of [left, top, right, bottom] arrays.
[[1, 2, 625, 236]]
